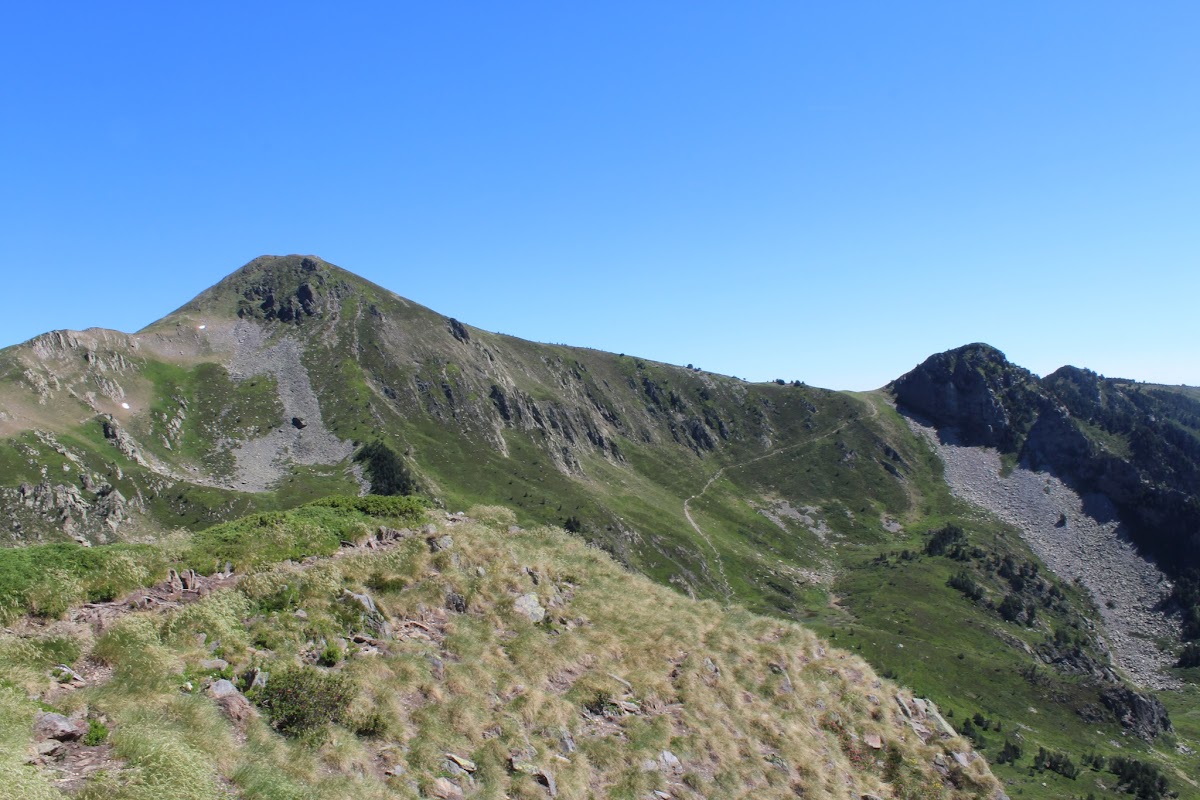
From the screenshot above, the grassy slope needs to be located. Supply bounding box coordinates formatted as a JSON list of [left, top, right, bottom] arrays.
[[0, 501, 999, 800]]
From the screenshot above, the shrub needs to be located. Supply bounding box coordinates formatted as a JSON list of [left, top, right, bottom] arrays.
[[996, 739, 1021, 765], [308, 494, 428, 521], [318, 643, 343, 667], [998, 593, 1025, 623], [1177, 641, 1200, 668], [253, 665, 354, 737], [1109, 756, 1170, 799], [82, 719, 109, 746], [948, 571, 984, 602], [1033, 746, 1078, 779], [924, 524, 967, 557]]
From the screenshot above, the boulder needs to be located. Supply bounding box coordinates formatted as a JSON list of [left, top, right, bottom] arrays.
[[514, 593, 545, 623], [446, 753, 476, 773], [445, 591, 467, 614], [36, 739, 64, 757], [429, 777, 464, 799], [428, 535, 454, 552], [34, 712, 88, 742], [217, 692, 254, 725]]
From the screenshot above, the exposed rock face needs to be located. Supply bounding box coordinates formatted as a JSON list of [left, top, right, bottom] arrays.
[[890, 343, 1043, 450], [1100, 686, 1173, 740], [893, 344, 1200, 580], [100, 416, 150, 468], [905, 415, 1181, 690], [448, 318, 470, 343], [235, 257, 336, 323], [3, 472, 140, 544]]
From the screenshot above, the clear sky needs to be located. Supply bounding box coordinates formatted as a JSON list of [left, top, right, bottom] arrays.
[[1, 2, 1196, 390]]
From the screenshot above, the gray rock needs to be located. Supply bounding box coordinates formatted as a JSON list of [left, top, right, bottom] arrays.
[[555, 725, 576, 754], [208, 679, 239, 699], [446, 753, 476, 773], [34, 712, 88, 742], [429, 777, 464, 799], [429, 535, 454, 552], [342, 588, 378, 614], [1101, 686, 1173, 740], [37, 739, 64, 756], [513, 593, 545, 623], [200, 658, 229, 672], [445, 591, 467, 613]]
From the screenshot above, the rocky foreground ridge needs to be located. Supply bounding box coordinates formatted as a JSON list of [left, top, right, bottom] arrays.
[[1, 500, 1004, 800]]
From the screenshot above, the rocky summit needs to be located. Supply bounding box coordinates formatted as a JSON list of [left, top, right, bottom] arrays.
[[1, 256, 1197, 799]]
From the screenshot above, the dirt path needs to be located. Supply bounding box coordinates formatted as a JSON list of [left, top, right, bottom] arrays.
[[683, 396, 874, 605]]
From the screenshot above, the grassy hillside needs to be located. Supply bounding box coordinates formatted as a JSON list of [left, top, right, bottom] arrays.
[[0, 500, 1000, 800]]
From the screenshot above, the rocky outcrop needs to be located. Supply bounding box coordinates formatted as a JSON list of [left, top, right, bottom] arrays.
[[1100, 686, 1172, 740], [233, 257, 346, 324], [890, 344, 1043, 450], [3, 474, 140, 543], [100, 416, 150, 467], [894, 344, 1200, 580]]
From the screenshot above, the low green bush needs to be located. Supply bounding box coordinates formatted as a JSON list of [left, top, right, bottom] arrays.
[[307, 494, 428, 520], [252, 665, 354, 737]]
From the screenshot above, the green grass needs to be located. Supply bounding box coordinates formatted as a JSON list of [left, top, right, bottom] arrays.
[[139, 359, 284, 476], [0, 500, 1006, 799], [0, 542, 166, 620], [0, 497, 427, 621]]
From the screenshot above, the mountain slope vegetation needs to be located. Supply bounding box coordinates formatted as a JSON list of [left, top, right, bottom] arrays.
[[2, 500, 1001, 800], [1, 256, 1198, 798]]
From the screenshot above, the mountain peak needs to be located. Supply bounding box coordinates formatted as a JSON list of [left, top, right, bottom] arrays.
[[167, 254, 391, 325]]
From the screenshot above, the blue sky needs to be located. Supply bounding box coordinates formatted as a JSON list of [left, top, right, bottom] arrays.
[[1, 2, 1196, 389]]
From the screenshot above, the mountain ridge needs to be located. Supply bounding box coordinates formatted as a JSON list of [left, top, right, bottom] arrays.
[[3, 255, 1199, 798]]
